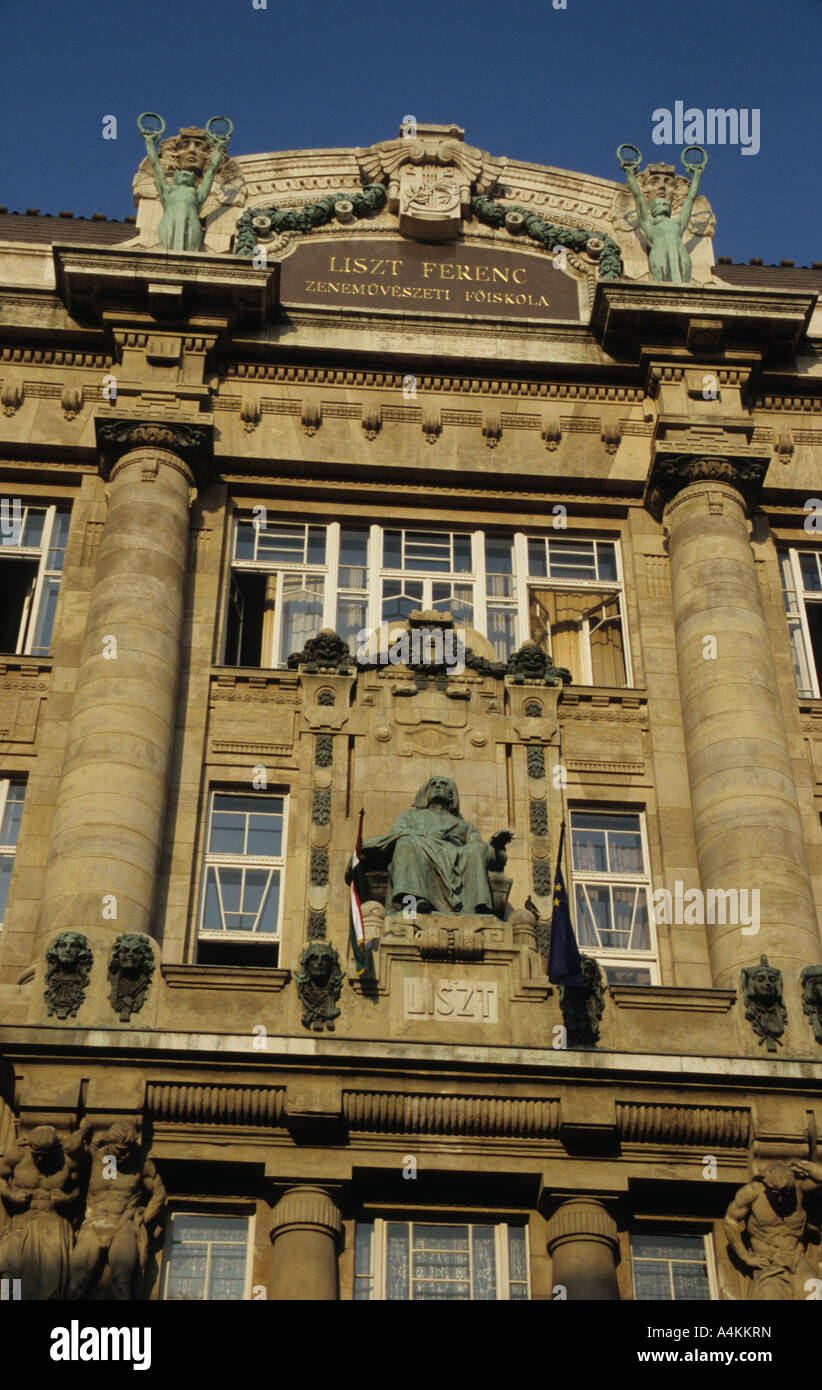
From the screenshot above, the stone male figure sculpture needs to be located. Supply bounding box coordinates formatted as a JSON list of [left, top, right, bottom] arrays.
[[724, 1159, 822, 1299], [141, 125, 228, 252], [0, 1123, 89, 1299], [67, 1122, 165, 1300], [361, 776, 512, 915], [621, 151, 704, 283]]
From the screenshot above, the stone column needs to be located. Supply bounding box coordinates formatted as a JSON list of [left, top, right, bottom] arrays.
[[269, 1186, 342, 1300], [652, 456, 822, 989], [546, 1198, 620, 1300], [36, 420, 211, 953]]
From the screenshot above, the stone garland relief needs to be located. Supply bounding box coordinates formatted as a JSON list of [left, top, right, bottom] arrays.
[[310, 847, 329, 887], [296, 942, 343, 1031], [315, 734, 334, 769], [44, 932, 93, 1020], [108, 934, 155, 1022], [0, 1121, 166, 1301], [742, 955, 787, 1052]]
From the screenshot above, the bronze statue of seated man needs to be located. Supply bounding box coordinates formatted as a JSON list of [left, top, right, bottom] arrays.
[[361, 776, 512, 916]]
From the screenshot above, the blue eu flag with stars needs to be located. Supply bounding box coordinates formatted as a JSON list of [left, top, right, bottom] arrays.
[[548, 832, 584, 987]]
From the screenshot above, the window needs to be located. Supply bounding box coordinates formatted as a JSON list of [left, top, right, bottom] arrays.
[[162, 1213, 252, 1300], [0, 504, 70, 656], [569, 809, 657, 984], [631, 1233, 715, 1300], [381, 528, 474, 627], [0, 781, 25, 928], [780, 549, 822, 697], [222, 515, 632, 683], [354, 1220, 529, 1300], [197, 792, 286, 966], [525, 536, 628, 686]]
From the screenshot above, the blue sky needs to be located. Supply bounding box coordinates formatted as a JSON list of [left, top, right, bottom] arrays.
[[1, 0, 819, 265]]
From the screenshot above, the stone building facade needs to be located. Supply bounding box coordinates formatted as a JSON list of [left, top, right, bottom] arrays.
[[0, 122, 821, 1302]]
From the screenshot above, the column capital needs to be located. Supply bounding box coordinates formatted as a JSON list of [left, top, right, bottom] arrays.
[[645, 448, 769, 522], [269, 1185, 342, 1242], [95, 415, 213, 486], [546, 1197, 618, 1253]]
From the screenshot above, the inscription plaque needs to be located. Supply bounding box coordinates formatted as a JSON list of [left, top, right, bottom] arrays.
[[279, 237, 582, 322], [404, 977, 499, 1022]]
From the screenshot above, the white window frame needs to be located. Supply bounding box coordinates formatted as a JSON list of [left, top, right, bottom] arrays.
[[569, 808, 659, 984], [630, 1230, 718, 1301], [0, 503, 69, 656], [223, 512, 632, 685], [197, 790, 288, 950], [0, 779, 25, 929], [161, 1209, 254, 1301], [780, 548, 822, 698], [520, 534, 632, 687], [355, 1218, 530, 1301]]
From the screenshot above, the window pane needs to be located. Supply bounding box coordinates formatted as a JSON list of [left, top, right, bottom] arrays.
[[202, 867, 221, 932], [799, 553, 822, 592], [247, 812, 283, 858], [21, 509, 45, 548], [47, 510, 71, 569], [575, 883, 612, 947], [471, 1226, 497, 1300], [166, 1249, 208, 1300], [30, 576, 61, 654], [404, 532, 452, 573], [486, 534, 514, 578], [339, 527, 368, 588], [548, 539, 597, 581], [336, 598, 367, 649], [385, 1223, 410, 1300], [256, 872, 280, 933], [210, 810, 246, 856], [527, 538, 547, 578], [453, 533, 472, 572], [486, 607, 516, 661], [219, 867, 242, 916], [633, 1259, 673, 1300], [0, 786, 24, 846], [572, 824, 607, 873], [383, 531, 402, 569], [632, 1234, 710, 1302], [607, 826, 643, 874], [234, 521, 255, 560], [597, 542, 618, 581], [508, 1227, 528, 1283], [257, 525, 310, 564], [279, 576, 324, 663], [0, 854, 13, 923], [307, 526, 326, 564]]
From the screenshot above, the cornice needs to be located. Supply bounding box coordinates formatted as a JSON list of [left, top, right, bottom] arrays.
[[52, 244, 276, 330], [592, 281, 816, 363]]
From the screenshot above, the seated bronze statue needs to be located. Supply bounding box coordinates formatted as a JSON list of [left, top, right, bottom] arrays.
[[360, 776, 512, 916]]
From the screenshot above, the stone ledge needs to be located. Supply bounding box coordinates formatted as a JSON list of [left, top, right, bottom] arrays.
[[608, 986, 736, 1012], [161, 964, 291, 992]]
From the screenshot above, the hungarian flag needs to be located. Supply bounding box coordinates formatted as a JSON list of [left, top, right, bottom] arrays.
[[548, 822, 584, 987], [349, 807, 369, 976]]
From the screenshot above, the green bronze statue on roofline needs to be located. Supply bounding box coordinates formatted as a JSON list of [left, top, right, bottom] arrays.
[[137, 113, 233, 252], [617, 143, 707, 284]]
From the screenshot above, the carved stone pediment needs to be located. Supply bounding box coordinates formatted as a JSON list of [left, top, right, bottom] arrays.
[[355, 124, 505, 242]]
